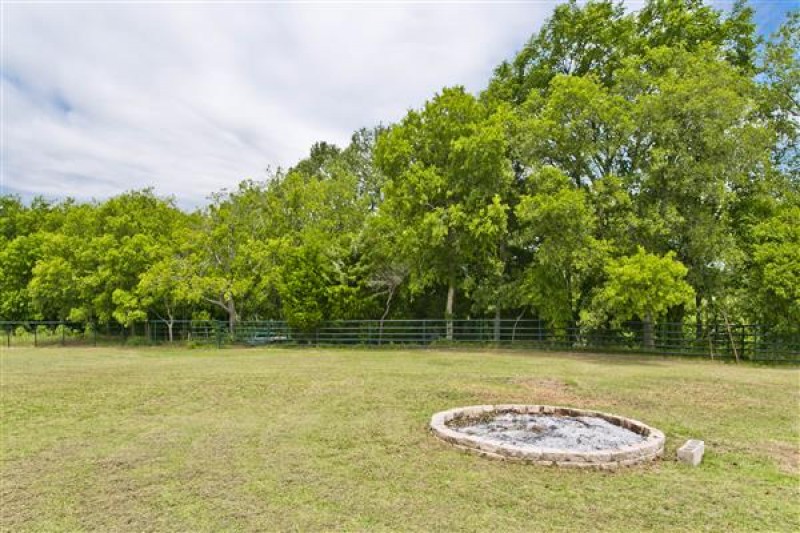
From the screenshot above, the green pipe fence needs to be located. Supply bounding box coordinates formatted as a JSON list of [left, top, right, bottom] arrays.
[[2, 319, 798, 361]]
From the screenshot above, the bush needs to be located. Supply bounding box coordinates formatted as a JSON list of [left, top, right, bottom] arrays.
[[124, 336, 150, 347]]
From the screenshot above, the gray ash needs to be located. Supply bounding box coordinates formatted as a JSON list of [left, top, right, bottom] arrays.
[[448, 413, 645, 452]]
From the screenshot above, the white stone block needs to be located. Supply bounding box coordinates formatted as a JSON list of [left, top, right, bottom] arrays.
[[677, 439, 705, 466]]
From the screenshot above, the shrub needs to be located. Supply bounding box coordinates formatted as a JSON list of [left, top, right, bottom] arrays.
[[124, 336, 150, 347]]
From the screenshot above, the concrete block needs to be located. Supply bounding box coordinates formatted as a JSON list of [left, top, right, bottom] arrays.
[[677, 439, 705, 466]]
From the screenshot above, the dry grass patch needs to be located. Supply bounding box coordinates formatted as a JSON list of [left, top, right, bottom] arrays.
[[761, 440, 800, 475]]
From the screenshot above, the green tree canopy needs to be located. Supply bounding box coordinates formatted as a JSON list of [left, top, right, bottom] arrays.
[[588, 248, 696, 347]]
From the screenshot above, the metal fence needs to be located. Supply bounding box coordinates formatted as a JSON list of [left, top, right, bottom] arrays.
[[1, 319, 798, 362]]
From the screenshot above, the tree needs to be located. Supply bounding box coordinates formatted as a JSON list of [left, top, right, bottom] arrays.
[[761, 12, 799, 177], [0, 197, 70, 320], [136, 254, 194, 342], [621, 45, 773, 327], [375, 87, 513, 339], [744, 202, 800, 331], [515, 167, 607, 330], [28, 250, 81, 321], [340, 127, 387, 212], [0, 1, 794, 343], [588, 248, 695, 348], [637, 0, 758, 72], [486, 0, 635, 104], [358, 212, 409, 339], [185, 182, 278, 334], [25, 190, 187, 325], [273, 139, 376, 327], [514, 74, 633, 189], [0, 233, 44, 320], [290, 141, 341, 178]]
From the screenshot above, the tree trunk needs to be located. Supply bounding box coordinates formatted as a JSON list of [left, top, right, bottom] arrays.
[[569, 308, 581, 344], [695, 294, 703, 341], [165, 304, 175, 343], [643, 312, 655, 350], [512, 309, 525, 342], [379, 287, 395, 346], [494, 307, 501, 343], [227, 299, 237, 336], [445, 282, 455, 341]]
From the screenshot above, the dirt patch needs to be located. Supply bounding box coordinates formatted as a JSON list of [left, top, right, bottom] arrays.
[[508, 378, 583, 404], [462, 378, 585, 406], [762, 441, 799, 475], [511, 378, 572, 390]]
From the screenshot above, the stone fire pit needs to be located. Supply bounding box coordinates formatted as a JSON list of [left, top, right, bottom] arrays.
[[430, 405, 664, 469]]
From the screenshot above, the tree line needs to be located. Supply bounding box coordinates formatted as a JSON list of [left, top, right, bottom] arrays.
[[2, 1, 798, 345]]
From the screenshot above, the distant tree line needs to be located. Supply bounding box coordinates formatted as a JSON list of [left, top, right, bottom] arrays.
[[2, 1, 798, 345]]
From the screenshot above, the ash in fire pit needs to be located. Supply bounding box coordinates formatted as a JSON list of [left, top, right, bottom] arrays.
[[430, 405, 665, 468], [452, 413, 646, 452]]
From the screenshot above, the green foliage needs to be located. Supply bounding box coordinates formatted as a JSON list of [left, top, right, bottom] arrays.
[[278, 246, 328, 331], [745, 202, 800, 331], [516, 74, 633, 188], [0, 1, 795, 336], [375, 87, 513, 319], [587, 248, 695, 327], [487, 0, 634, 102], [515, 167, 606, 327], [182, 182, 277, 331], [761, 12, 800, 176], [637, 0, 757, 70]]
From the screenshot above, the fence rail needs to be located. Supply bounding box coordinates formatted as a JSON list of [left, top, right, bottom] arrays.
[[2, 319, 798, 362]]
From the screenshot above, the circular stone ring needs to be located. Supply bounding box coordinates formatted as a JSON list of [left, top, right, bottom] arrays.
[[430, 404, 665, 469]]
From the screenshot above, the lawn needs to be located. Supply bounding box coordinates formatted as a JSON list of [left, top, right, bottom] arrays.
[[1, 347, 798, 531]]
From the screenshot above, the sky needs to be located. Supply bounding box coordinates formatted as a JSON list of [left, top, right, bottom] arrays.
[[1, 1, 795, 209]]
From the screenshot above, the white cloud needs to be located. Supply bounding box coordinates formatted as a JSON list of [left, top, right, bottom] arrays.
[[2, 2, 550, 208]]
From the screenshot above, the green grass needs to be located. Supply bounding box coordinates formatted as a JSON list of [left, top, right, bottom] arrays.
[[2, 347, 798, 531]]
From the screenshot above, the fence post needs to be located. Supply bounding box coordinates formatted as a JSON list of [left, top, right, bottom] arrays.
[[93, 322, 97, 347], [6, 327, 10, 348], [61, 321, 66, 346], [216, 321, 222, 349], [739, 325, 746, 360], [33, 326, 37, 347]]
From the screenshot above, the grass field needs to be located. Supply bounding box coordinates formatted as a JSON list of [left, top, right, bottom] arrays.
[[1, 347, 798, 531]]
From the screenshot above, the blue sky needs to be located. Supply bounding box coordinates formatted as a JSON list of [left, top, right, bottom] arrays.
[[746, 0, 796, 35], [1, 1, 795, 209]]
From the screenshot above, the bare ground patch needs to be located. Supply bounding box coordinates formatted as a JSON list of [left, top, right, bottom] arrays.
[[508, 377, 584, 404], [761, 440, 800, 475], [457, 377, 586, 408]]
